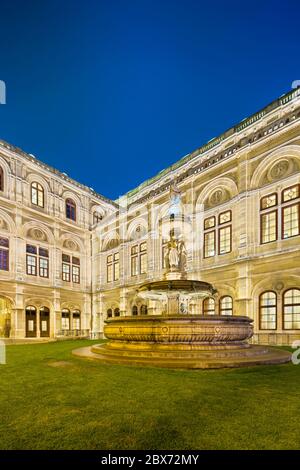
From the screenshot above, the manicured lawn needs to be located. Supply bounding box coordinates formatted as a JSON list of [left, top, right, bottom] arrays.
[[0, 340, 299, 450]]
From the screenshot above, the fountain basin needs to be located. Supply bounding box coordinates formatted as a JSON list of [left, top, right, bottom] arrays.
[[72, 314, 291, 368], [103, 314, 253, 345]]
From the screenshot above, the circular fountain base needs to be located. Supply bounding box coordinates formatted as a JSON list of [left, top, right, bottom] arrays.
[[73, 315, 291, 369]]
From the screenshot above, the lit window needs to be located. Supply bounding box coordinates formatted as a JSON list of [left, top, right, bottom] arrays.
[[204, 211, 232, 258], [220, 296, 233, 315], [31, 182, 44, 208], [72, 311, 81, 330], [203, 298, 215, 315], [219, 226, 231, 254], [259, 292, 277, 330], [260, 193, 277, 210], [62, 254, 80, 283], [131, 242, 147, 276], [219, 211, 231, 225], [107, 253, 119, 282], [61, 309, 70, 330], [282, 185, 299, 203], [282, 204, 300, 239], [204, 231, 215, 258], [260, 187, 300, 244], [261, 211, 277, 244], [204, 216, 215, 230], [283, 289, 300, 330]]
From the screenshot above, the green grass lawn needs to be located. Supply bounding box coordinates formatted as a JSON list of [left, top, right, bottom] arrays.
[[0, 340, 299, 450]]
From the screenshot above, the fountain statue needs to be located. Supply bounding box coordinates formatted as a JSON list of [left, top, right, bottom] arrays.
[[73, 181, 291, 368]]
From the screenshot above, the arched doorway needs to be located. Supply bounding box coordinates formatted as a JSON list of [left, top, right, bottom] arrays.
[[40, 306, 50, 337], [25, 306, 37, 338], [0, 297, 12, 338]]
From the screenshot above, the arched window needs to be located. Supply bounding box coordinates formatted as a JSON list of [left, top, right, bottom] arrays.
[[0, 167, 3, 191], [220, 296, 233, 315], [66, 198, 76, 221], [93, 211, 103, 225], [259, 291, 277, 330], [31, 182, 44, 207], [203, 298, 215, 315], [140, 305, 148, 315], [61, 309, 70, 330], [114, 308, 120, 317], [283, 289, 300, 330], [72, 310, 81, 330], [132, 305, 138, 316], [107, 308, 112, 318]]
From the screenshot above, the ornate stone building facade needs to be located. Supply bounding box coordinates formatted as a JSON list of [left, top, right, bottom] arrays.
[[1, 88, 300, 345]]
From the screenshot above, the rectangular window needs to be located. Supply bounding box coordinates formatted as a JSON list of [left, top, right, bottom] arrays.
[[131, 255, 138, 276], [260, 193, 277, 210], [282, 203, 300, 239], [27, 255, 37, 276], [140, 253, 147, 274], [39, 257, 49, 278], [107, 252, 120, 282], [62, 254, 80, 283], [204, 231, 215, 258], [114, 260, 120, 281], [261, 211, 277, 244], [107, 263, 113, 283], [219, 210, 232, 225], [72, 265, 80, 283], [61, 316, 70, 330], [131, 245, 138, 276], [0, 237, 9, 271], [204, 216, 215, 230], [282, 185, 300, 203], [62, 263, 70, 281], [219, 226, 231, 254], [73, 314, 80, 330]]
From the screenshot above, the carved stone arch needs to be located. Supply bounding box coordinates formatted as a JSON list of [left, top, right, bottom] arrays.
[[252, 274, 300, 299], [196, 177, 238, 209], [127, 217, 148, 241], [0, 209, 16, 233], [0, 293, 15, 308], [250, 145, 300, 189], [101, 232, 120, 251], [60, 232, 84, 252], [26, 172, 51, 193], [61, 302, 81, 312], [0, 154, 12, 197], [22, 221, 54, 244], [25, 298, 53, 310], [91, 204, 106, 222], [62, 190, 82, 222]]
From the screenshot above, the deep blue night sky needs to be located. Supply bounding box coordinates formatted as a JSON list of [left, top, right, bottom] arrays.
[[0, 0, 299, 200]]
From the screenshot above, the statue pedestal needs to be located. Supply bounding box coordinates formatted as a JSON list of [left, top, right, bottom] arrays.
[[165, 271, 186, 281]]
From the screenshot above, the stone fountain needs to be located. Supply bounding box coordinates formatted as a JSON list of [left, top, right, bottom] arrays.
[[73, 183, 291, 368]]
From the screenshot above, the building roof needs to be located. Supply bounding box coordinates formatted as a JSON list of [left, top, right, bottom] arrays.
[[122, 87, 300, 200]]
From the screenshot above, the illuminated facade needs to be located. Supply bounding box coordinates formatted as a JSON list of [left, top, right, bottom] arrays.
[[1, 88, 300, 345]]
